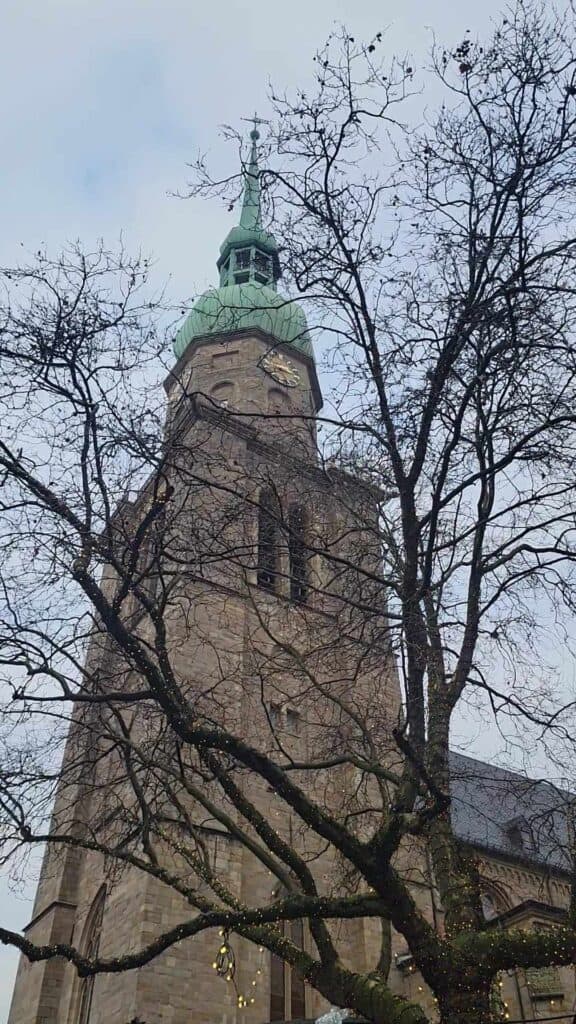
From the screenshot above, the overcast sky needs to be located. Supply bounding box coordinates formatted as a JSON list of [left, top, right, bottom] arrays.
[[0, 0, 520, 1017]]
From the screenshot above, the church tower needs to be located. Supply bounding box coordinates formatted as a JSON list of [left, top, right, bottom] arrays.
[[7, 130, 401, 1024]]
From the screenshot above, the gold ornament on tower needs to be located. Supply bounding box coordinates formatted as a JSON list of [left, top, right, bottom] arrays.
[[261, 350, 301, 387]]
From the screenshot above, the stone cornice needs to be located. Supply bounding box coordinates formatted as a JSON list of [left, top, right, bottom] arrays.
[[164, 327, 323, 413], [487, 899, 567, 928], [466, 841, 571, 881], [23, 899, 77, 934], [167, 393, 387, 504]]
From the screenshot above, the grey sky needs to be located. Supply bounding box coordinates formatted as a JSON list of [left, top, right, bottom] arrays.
[[0, 0, 514, 1017]]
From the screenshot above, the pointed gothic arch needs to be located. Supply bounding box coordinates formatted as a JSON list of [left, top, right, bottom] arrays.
[[75, 886, 106, 1024], [480, 881, 509, 921]]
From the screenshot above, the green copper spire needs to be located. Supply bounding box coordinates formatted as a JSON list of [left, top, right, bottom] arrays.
[[217, 125, 280, 289], [239, 128, 262, 232], [173, 123, 314, 362]]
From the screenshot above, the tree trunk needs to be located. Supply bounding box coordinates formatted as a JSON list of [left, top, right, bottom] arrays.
[[438, 983, 493, 1024]]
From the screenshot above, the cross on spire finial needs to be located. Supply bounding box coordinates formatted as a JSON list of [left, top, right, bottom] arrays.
[[237, 114, 270, 232], [241, 112, 269, 142]]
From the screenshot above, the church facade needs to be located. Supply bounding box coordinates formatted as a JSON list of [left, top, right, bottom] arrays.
[[7, 132, 576, 1024]]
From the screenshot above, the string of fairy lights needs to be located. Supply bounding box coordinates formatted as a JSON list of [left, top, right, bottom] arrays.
[[389, 960, 575, 1024], [212, 926, 575, 1019], [211, 929, 266, 1011]]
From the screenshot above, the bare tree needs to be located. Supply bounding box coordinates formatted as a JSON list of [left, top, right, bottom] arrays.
[[5, 5, 576, 1024]]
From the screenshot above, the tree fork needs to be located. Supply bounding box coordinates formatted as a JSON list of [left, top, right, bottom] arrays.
[[436, 979, 493, 1024]]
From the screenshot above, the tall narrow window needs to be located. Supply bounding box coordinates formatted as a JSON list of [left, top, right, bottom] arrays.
[[220, 257, 230, 285], [234, 248, 251, 284], [269, 917, 306, 1021], [77, 886, 106, 1024], [257, 488, 280, 592], [289, 919, 306, 1018], [135, 502, 166, 608], [269, 948, 285, 1021], [235, 248, 251, 270], [288, 504, 308, 604]]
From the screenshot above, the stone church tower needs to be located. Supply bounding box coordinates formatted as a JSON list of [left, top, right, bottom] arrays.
[[8, 128, 576, 1024], [7, 130, 402, 1024]]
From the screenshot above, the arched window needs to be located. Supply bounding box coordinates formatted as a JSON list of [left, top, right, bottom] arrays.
[[480, 892, 498, 922], [77, 886, 106, 1024], [210, 381, 234, 408], [480, 883, 508, 922], [268, 388, 291, 415], [257, 488, 280, 592], [288, 505, 309, 604], [270, 919, 306, 1021]]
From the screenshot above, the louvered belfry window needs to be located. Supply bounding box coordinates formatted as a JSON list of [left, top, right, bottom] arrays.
[[257, 488, 280, 592], [288, 504, 309, 604]]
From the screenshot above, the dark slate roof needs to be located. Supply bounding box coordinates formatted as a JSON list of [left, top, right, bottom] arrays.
[[449, 751, 573, 874]]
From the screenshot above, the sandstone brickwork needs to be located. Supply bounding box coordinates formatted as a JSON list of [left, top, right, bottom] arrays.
[[7, 328, 573, 1024]]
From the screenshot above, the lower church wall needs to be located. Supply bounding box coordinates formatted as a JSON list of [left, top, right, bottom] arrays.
[[9, 838, 576, 1024]]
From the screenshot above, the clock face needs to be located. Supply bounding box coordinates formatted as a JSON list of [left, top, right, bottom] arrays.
[[261, 351, 301, 388]]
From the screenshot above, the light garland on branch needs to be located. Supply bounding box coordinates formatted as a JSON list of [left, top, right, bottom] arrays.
[[490, 973, 510, 1020], [212, 930, 236, 983], [211, 930, 266, 1011]]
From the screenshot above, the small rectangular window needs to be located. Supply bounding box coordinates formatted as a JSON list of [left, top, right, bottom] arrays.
[[212, 349, 238, 369], [269, 703, 282, 728], [286, 709, 301, 735], [234, 271, 250, 284]]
